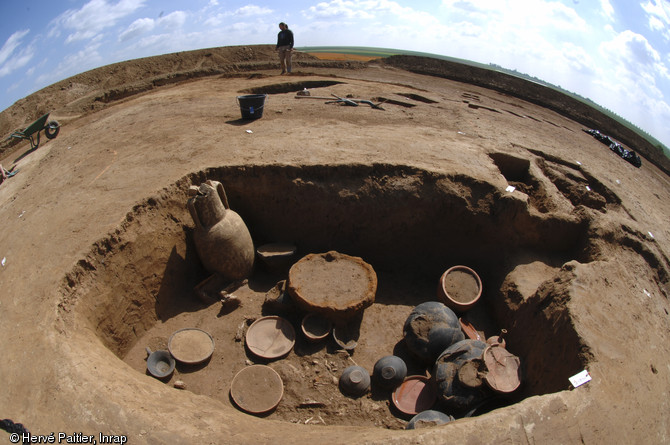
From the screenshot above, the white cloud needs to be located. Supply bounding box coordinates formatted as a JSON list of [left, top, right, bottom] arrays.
[[441, 0, 586, 31], [0, 30, 30, 65], [118, 10, 185, 42], [0, 30, 35, 78], [122, 32, 174, 54], [234, 5, 273, 16], [600, 0, 615, 21], [203, 15, 225, 28], [304, 0, 439, 26], [592, 69, 670, 145], [203, 4, 273, 27], [448, 21, 483, 38], [52, 0, 147, 44], [601, 30, 665, 75], [119, 18, 155, 42], [0, 49, 35, 78], [429, 0, 591, 73], [159, 10, 187, 28], [560, 42, 597, 75], [0, 29, 30, 63], [641, 0, 670, 39], [596, 29, 669, 134], [305, 0, 376, 20], [36, 37, 104, 86], [441, 0, 501, 18]]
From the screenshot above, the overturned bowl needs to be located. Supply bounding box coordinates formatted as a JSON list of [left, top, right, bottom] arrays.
[[373, 355, 407, 389], [339, 365, 371, 397]]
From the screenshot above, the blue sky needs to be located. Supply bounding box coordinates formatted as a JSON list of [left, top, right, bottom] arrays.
[[1, 0, 669, 149]]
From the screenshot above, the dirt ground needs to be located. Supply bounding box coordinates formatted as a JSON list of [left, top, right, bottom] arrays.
[[0, 45, 669, 444]]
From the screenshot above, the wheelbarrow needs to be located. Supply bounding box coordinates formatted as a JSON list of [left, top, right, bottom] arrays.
[[9, 113, 60, 150]]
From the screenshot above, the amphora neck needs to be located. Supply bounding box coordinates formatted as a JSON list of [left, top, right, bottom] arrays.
[[188, 180, 230, 228]]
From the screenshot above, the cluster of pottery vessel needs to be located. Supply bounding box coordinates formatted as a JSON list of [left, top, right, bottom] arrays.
[[335, 299, 521, 429], [339, 355, 408, 397], [145, 328, 215, 380], [182, 180, 521, 428]]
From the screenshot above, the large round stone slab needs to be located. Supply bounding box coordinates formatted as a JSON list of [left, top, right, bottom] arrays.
[[287, 251, 377, 320]]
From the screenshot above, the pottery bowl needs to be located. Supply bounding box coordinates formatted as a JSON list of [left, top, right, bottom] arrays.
[[437, 265, 483, 312], [339, 365, 370, 397]]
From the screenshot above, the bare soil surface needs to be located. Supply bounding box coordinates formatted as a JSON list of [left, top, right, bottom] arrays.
[[1, 45, 669, 444]]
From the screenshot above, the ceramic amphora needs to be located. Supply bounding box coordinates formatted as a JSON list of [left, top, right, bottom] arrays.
[[188, 180, 254, 279]]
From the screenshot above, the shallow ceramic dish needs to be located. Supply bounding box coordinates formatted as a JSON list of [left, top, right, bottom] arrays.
[[230, 365, 284, 414], [392, 376, 437, 415], [246, 315, 296, 359], [168, 328, 215, 364], [483, 345, 521, 394]]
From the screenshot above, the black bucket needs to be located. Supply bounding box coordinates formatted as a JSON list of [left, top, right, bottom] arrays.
[[237, 94, 267, 120]]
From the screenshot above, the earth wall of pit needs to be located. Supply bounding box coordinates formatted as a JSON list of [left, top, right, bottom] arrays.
[[59, 163, 594, 406]]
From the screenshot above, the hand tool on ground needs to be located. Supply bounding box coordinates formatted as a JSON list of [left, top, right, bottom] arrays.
[[294, 95, 385, 110]]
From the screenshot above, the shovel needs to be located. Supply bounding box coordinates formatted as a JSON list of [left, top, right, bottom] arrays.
[[329, 94, 359, 107]]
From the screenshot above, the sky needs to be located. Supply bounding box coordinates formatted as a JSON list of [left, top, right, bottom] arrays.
[[1, 0, 669, 149]]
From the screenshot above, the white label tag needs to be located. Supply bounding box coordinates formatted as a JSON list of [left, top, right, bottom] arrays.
[[569, 370, 591, 388]]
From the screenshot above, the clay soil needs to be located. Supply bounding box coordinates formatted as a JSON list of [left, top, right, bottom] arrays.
[[0, 45, 669, 444], [442, 269, 480, 303]]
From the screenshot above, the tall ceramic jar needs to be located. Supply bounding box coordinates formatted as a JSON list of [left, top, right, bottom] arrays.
[[188, 180, 254, 280]]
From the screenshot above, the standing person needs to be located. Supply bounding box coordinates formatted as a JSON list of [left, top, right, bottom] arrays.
[[276, 22, 294, 75]]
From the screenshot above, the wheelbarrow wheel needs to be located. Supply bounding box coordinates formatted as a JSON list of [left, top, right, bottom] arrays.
[[45, 120, 60, 139]]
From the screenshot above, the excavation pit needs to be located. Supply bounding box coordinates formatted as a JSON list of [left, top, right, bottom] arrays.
[[61, 163, 594, 429], [239, 80, 345, 95]]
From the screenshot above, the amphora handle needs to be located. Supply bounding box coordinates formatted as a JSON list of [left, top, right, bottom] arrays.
[[215, 181, 230, 209], [187, 198, 201, 229]]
